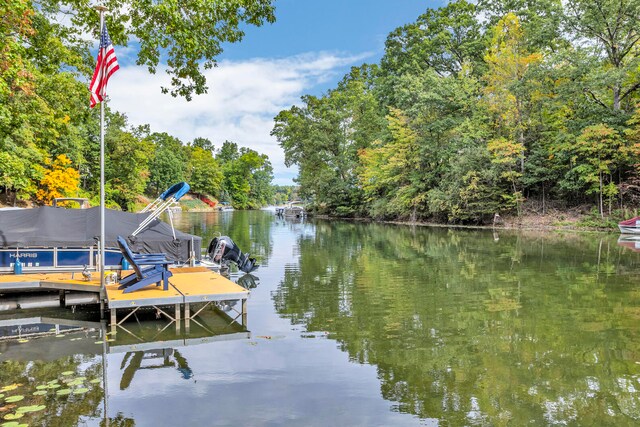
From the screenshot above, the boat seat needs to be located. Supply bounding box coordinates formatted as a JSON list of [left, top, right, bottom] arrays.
[[116, 235, 173, 293]]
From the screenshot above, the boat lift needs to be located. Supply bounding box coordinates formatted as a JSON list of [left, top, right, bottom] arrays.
[[132, 182, 190, 239]]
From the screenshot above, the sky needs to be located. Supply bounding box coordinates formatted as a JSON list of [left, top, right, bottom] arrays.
[[107, 0, 443, 185]]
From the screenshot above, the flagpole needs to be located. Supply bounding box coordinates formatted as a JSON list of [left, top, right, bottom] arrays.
[[95, 4, 108, 309]]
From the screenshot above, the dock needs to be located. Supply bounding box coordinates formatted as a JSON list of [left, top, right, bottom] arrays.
[[0, 267, 250, 330]]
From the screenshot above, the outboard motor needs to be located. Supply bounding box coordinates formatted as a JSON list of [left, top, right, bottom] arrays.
[[207, 236, 258, 273]]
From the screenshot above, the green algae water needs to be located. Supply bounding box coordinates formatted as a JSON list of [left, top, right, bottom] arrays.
[[2, 210, 640, 426]]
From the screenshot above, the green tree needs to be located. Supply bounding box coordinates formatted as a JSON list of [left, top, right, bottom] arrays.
[[186, 146, 223, 197], [147, 132, 186, 195], [35, 0, 276, 99]]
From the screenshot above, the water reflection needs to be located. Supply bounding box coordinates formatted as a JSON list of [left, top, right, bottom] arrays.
[[273, 222, 640, 425], [0, 302, 248, 426]]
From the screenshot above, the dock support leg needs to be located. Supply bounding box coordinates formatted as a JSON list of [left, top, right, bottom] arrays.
[[175, 303, 181, 332], [110, 308, 117, 334], [241, 298, 247, 327], [184, 303, 190, 333]]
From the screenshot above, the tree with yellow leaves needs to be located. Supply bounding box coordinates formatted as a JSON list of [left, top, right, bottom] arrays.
[[36, 154, 80, 206]]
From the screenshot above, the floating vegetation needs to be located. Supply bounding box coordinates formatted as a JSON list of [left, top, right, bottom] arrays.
[[3, 397, 23, 404], [0, 385, 20, 393], [55, 335, 64, 338], [60, 371, 73, 376], [1, 421, 29, 427], [89, 379, 101, 384], [17, 404, 45, 413], [32, 391, 47, 396], [55, 389, 71, 396], [72, 388, 88, 395], [2, 413, 23, 420]]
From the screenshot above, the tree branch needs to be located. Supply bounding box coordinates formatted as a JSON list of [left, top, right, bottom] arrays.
[[583, 88, 609, 109]]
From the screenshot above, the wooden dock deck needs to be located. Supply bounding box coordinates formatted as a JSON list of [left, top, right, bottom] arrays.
[[0, 267, 249, 328]]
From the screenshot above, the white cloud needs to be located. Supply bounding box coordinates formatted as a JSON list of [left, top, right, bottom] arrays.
[[107, 51, 369, 185]]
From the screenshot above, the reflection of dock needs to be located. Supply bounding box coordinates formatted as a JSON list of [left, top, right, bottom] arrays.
[[0, 304, 249, 362], [0, 267, 249, 328]]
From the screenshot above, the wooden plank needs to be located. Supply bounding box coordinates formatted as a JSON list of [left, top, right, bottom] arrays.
[[170, 271, 249, 303], [106, 283, 183, 308]]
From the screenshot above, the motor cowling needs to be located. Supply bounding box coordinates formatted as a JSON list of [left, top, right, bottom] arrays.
[[207, 236, 258, 273]]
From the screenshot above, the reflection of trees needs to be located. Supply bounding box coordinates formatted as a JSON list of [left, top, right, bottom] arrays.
[[273, 222, 640, 425], [173, 211, 273, 264]]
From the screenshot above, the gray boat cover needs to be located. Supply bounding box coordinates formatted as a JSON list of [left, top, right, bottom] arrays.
[[0, 207, 201, 262]]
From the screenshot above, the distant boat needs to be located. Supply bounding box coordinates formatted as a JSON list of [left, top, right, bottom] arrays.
[[618, 217, 640, 234], [283, 201, 305, 218]]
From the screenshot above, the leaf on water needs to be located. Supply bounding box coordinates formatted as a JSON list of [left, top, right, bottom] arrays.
[[55, 389, 71, 396], [0, 386, 19, 393], [0, 404, 16, 412], [2, 413, 23, 420], [16, 340, 28, 344], [17, 404, 45, 413], [60, 371, 73, 376], [47, 380, 58, 385], [47, 384, 60, 389], [3, 397, 23, 404], [89, 379, 101, 384], [72, 388, 88, 395], [35, 386, 47, 390], [32, 391, 47, 396]]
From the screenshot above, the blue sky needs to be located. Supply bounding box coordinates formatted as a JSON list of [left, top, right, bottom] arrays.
[[109, 0, 443, 185]]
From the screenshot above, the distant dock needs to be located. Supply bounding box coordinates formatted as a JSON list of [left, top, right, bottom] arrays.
[[0, 267, 249, 329]]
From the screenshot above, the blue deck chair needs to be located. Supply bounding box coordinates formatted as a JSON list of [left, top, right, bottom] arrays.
[[116, 236, 173, 293]]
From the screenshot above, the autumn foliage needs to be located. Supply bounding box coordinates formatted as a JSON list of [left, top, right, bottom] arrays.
[[36, 155, 80, 206]]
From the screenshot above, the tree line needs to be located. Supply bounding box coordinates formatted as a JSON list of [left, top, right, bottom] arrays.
[[0, 0, 277, 210], [272, 0, 640, 223]]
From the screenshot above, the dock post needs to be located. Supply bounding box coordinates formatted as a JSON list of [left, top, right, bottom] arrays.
[[175, 303, 181, 332], [110, 308, 116, 334], [184, 303, 190, 332], [241, 298, 247, 327]]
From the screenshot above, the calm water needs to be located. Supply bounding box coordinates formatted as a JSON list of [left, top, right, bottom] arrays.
[[2, 210, 640, 426]]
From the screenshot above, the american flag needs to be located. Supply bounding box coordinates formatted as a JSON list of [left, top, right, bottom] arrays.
[[89, 24, 119, 108]]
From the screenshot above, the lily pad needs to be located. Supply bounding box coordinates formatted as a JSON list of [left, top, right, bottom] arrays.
[[32, 391, 47, 396], [1, 422, 28, 427], [47, 380, 58, 385], [89, 379, 101, 384], [0, 385, 19, 393], [66, 380, 83, 387], [3, 397, 23, 404], [34, 386, 47, 390], [47, 384, 60, 389], [60, 371, 73, 376], [17, 404, 45, 413], [0, 394, 3, 399], [2, 413, 22, 420], [72, 388, 88, 395], [55, 389, 71, 396]]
